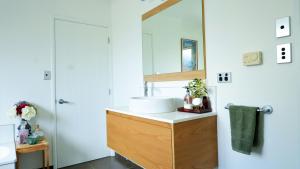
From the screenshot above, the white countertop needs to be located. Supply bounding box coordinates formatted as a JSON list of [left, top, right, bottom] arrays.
[[106, 107, 217, 124], [0, 142, 16, 166]]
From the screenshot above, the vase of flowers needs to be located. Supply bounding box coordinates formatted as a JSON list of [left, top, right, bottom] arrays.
[[187, 78, 207, 107], [8, 101, 37, 144]]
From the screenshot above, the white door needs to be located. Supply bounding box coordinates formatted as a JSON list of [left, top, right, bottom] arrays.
[[55, 19, 111, 168]]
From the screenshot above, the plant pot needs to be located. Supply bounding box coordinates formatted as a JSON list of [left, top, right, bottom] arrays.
[[27, 136, 40, 145], [192, 97, 203, 106]]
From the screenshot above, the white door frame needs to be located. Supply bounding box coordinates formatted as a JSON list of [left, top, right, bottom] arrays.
[[50, 17, 113, 169]]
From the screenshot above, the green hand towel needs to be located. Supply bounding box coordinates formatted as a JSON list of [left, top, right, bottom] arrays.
[[229, 105, 258, 155]]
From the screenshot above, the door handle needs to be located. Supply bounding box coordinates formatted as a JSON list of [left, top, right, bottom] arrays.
[[58, 99, 69, 104]]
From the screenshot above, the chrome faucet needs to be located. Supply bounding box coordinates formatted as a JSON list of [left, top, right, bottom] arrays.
[[144, 81, 148, 97]]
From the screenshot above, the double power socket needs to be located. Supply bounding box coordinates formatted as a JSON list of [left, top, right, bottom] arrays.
[[217, 72, 232, 83]]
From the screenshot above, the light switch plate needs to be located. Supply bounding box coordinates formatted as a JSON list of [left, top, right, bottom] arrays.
[[243, 51, 262, 66], [44, 71, 51, 80], [217, 72, 232, 83], [277, 43, 291, 64], [276, 16, 290, 38]]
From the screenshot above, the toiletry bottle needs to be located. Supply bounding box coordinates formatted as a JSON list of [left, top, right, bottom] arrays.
[[33, 124, 45, 140], [184, 87, 193, 110]]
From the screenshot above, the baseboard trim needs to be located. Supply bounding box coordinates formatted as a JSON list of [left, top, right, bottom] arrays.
[[39, 166, 53, 169]]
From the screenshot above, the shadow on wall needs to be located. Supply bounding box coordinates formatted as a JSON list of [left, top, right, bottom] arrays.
[[29, 104, 54, 142], [19, 103, 54, 169], [252, 112, 265, 155]]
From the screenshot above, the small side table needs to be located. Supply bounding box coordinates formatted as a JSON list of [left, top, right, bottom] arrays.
[[16, 139, 50, 169]]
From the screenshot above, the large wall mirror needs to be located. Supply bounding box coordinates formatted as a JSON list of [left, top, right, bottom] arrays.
[[142, 0, 206, 82]]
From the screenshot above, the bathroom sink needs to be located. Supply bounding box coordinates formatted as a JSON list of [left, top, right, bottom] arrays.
[[0, 125, 16, 167], [129, 97, 175, 114], [0, 143, 16, 166], [0, 146, 9, 159]]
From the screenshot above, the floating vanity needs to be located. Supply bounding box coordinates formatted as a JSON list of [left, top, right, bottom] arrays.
[[106, 0, 217, 167], [106, 107, 218, 169]]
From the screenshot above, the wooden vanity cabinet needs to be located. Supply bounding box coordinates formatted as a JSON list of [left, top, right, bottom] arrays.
[[106, 111, 218, 169]]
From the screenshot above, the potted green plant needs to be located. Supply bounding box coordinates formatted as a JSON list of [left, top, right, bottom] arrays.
[[188, 78, 207, 106]]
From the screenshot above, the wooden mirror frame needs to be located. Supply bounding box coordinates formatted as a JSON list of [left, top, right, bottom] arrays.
[[142, 0, 207, 82]]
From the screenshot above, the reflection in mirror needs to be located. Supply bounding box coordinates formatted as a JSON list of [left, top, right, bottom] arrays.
[[142, 0, 205, 77], [181, 39, 198, 72]]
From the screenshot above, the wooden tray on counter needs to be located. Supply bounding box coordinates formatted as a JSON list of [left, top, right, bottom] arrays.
[[177, 107, 212, 114]]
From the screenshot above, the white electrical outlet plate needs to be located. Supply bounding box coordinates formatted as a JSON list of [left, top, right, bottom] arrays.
[[276, 16, 290, 38], [277, 43, 291, 64], [217, 72, 232, 83], [44, 71, 51, 80]]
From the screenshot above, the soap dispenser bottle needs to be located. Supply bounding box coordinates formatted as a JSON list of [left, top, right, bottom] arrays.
[[183, 87, 193, 110]]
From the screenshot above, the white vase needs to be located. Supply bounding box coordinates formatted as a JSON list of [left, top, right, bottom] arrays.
[[192, 98, 202, 106]]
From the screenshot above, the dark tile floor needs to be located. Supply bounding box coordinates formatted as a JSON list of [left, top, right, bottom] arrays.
[[60, 156, 143, 169]]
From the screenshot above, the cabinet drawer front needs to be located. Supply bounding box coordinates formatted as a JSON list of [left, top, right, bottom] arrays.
[[173, 116, 218, 169], [107, 111, 173, 169]]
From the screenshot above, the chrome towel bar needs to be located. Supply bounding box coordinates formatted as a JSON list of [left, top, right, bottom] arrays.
[[225, 103, 273, 114]]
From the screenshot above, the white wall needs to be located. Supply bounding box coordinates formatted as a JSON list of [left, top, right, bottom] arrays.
[[110, 0, 144, 106], [112, 0, 300, 169], [1, 0, 299, 168], [205, 0, 300, 168], [0, 0, 110, 168]]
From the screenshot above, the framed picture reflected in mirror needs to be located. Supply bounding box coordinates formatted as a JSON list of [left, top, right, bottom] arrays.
[[181, 38, 198, 72]]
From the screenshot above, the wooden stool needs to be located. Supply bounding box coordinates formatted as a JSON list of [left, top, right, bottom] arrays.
[[16, 139, 49, 169]]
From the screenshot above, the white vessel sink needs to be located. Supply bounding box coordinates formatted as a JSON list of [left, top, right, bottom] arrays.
[[129, 97, 175, 114], [0, 146, 9, 160], [0, 125, 16, 167], [0, 143, 16, 166]]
